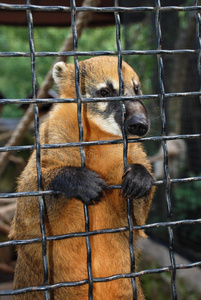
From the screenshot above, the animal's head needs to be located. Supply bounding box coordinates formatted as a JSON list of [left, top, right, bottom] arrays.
[[53, 56, 149, 137]]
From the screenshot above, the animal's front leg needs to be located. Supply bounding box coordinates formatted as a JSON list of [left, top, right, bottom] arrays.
[[121, 164, 154, 199], [49, 166, 107, 205]]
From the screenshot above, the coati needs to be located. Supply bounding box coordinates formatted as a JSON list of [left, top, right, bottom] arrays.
[[10, 56, 155, 299]]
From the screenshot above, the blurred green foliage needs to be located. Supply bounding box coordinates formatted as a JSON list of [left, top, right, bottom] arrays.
[[174, 178, 201, 218], [0, 26, 116, 100]]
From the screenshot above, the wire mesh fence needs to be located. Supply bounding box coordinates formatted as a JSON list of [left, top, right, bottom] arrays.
[[0, 0, 201, 299]]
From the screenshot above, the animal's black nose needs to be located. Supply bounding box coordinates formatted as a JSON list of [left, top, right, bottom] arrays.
[[126, 115, 149, 136]]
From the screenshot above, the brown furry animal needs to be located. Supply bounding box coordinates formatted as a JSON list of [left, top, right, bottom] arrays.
[[10, 56, 155, 299]]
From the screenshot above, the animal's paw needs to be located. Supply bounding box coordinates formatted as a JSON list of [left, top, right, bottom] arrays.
[[49, 167, 107, 205], [121, 164, 154, 199], [74, 168, 107, 205]]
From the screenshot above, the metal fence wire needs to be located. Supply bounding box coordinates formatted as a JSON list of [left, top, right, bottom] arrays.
[[0, 0, 201, 299]]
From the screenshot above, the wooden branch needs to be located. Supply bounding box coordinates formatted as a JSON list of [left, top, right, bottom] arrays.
[[0, 203, 16, 224], [0, 220, 10, 235], [0, 198, 16, 205], [0, 199, 16, 234], [0, 263, 14, 274], [0, 131, 12, 142]]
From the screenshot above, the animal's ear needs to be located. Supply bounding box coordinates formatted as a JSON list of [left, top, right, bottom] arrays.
[[52, 62, 74, 86]]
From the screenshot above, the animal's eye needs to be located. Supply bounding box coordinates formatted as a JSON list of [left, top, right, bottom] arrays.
[[99, 88, 110, 97], [134, 85, 139, 94]]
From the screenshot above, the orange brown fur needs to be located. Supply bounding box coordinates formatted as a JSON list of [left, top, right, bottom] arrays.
[[10, 56, 155, 299]]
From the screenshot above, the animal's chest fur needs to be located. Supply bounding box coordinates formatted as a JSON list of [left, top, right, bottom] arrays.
[[84, 144, 124, 185]]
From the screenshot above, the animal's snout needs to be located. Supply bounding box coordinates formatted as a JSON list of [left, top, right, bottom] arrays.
[[125, 114, 149, 136]]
